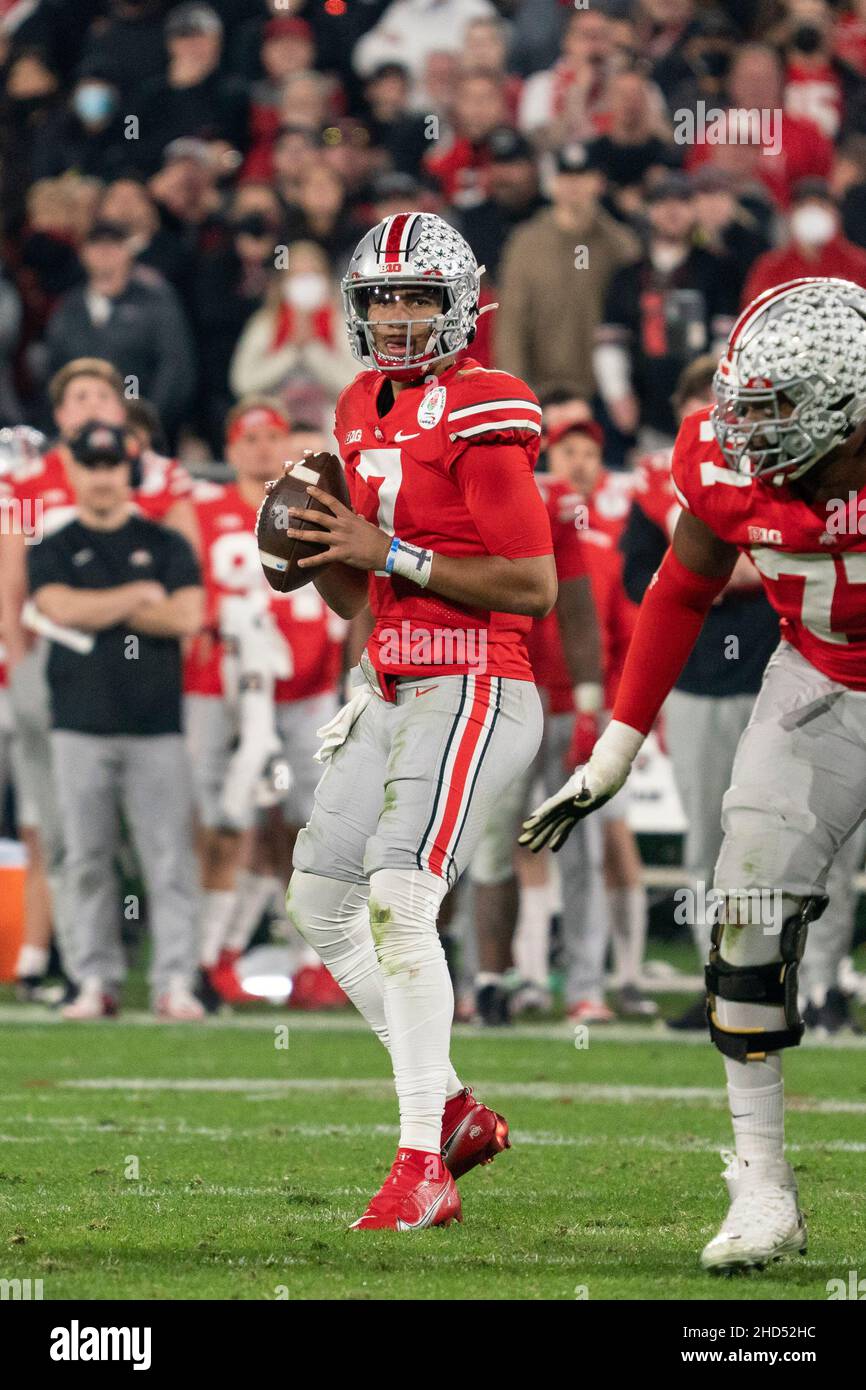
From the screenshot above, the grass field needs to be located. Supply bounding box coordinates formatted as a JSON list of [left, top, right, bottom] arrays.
[[0, 991, 865, 1301]]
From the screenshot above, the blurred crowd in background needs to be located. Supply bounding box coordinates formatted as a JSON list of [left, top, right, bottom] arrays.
[[1, 0, 866, 1028], [1, 0, 866, 458]]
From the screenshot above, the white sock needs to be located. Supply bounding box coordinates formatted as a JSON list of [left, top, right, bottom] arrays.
[[715, 906, 787, 1174], [199, 890, 237, 968], [607, 885, 647, 986], [16, 943, 49, 979], [371, 867, 454, 1153], [224, 873, 282, 953], [288, 870, 462, 1104], [512, 883, 551, 987], [475, 970, 503, 988], [725, 1058, 785, 1171]]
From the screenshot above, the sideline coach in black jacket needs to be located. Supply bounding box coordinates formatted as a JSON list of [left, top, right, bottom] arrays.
[[27, 422, 205, 1020]]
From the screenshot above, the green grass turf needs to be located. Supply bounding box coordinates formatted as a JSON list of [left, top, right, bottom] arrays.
[[0, 1007, 864, 1300]]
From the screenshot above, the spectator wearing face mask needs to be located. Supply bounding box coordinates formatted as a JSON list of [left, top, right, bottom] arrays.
[[228, 242, 356, 436], [741, 177, 866, 307], [76, 0, 169, 106], [134, 3, 250, 175], [29, 69, 128, 183]]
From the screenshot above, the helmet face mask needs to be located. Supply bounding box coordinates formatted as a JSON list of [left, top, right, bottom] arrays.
[[711, 277, 866, 485], [342, 213, 482, 380], [346, 280, 448, 375], [712, 373, 823, 481]]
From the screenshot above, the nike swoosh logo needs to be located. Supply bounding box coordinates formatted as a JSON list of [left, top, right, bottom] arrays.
[[394, 430, 419, 441], [415, 685, 439, 697], [396, 1185, 449, 1231]]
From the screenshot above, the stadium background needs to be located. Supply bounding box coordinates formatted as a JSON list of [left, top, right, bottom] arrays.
[[0, 0, 865, 1302]]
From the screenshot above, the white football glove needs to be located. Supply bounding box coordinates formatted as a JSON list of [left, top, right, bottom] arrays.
[[313, 686, 373, 764], [519, 721, 645, 853]]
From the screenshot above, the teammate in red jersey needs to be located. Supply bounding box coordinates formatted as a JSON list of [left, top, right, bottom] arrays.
[[466, 450, 602, 1026], [522, 277, 866, 1271], [185, 398, 344, 1004], [279, 211, 557, 1230], [542, 416, 657, 1020], [0, 360, 196, 1000]]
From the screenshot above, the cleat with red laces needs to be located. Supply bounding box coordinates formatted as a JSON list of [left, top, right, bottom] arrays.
[[440, 1086, 511, 1180], [350, 1149, 462, 1231]]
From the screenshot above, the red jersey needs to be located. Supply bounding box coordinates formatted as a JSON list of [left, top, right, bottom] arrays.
[[684, 111, 832, 208], [8, 446, 193, 540], [335, 357, 552, 685], [632, 446, 680, 539], [525, 474, 588, 711], [671, 407, 866, 689], [578, 469, 638, 708], [184, 481, 343, 703], [741, 235, 866, 310]]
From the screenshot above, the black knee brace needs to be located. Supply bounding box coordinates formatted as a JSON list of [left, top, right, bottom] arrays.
[[705, 893, 827, 1062]]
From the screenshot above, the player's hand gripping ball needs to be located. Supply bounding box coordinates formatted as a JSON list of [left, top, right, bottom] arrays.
[[256, 451, 351, 593]]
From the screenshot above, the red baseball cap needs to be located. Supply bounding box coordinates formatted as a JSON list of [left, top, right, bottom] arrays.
[[545, 418, 605, 450], [264, 16, 314, 42], [227, 404, 292, 444]]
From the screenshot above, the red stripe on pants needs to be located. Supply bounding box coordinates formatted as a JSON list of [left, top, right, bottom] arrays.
[[427, 676, 491, 879]]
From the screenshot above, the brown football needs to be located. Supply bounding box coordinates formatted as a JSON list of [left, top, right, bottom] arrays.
[[256, 450, 351, 593]]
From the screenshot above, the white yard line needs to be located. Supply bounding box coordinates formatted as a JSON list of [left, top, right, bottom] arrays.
[[4, 1114, 866, 1153], [43, 1076, 866, 1114], [1, 1005, 865, 1049]]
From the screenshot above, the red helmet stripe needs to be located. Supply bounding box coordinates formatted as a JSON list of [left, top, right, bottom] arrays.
[[383, 212, 412, 266]]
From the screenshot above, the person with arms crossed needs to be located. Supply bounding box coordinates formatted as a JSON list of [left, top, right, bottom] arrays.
[[0, 358, 197, 999], [27, 422, 204, 1020]]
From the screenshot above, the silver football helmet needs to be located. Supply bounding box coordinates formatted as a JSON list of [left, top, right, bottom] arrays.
[[712, 277, 866, 484], [341, 212, 482, 380]]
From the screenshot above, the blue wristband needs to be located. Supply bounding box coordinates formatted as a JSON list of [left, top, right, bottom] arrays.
[[384, 536, 401, 575]]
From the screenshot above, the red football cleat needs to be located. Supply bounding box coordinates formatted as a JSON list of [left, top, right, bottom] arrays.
[[440, 1086, 511, 1180], [206, 949, 260, 1005], [350, 1150, 462, 1231], [289, 962, 349, 1010]]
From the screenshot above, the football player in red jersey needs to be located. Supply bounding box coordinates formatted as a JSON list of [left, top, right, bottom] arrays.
[[466, 445, 603, 1027], [522, 277, 866, 1271], [0, 359, 197, 1001], [542, 415, 656, 1020], [279, 211, 557, 1230], [186, 399, 345, 1005]]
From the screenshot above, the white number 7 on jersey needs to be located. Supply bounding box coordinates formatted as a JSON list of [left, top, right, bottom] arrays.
[[355, 449, 403, 576]]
